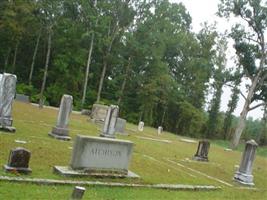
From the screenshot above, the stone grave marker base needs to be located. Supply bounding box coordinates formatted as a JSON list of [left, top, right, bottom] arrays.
[[192, 156, 208, 162], [48, 132, 71, 141], [99, 133, 115, 139], [54, 166, 140, 178], [3, 164, 32, 174], [234, 171, 254, 186], [0, 125, 16, 132]]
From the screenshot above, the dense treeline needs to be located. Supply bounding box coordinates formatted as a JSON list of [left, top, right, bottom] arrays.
[[0, 0, 266, 145]]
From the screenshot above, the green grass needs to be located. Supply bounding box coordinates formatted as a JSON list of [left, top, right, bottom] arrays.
[[0, 102, 267, 199]]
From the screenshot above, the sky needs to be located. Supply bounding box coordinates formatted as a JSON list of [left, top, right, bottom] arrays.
[[169, 0, 264, 120]]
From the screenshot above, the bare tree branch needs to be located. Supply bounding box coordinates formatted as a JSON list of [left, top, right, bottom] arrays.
[[225, 83, 246, 100], [249, 102, 266, 111]]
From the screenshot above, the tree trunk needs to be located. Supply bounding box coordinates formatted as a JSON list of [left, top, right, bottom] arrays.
[[39, 29, 52, 108], [3, 47, 11, 73], [81, 32, 95, 106], [96, 60, 107, 103], [81, 0, 98, 107], [29, 30, 41, 85], [117, 57, 131, 105], [230, 75, 259, 149], [96, 25, 118, 103], [11, 41, 19, 73], [160, 106, 167, 126]]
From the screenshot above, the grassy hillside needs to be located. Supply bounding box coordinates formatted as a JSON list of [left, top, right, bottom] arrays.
[[0, 102, 266, 199]]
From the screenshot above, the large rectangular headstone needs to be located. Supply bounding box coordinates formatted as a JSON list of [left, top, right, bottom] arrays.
[[54, 134, 139, 178], [0, 73, 17, 132], [70, 135, 132, 174]]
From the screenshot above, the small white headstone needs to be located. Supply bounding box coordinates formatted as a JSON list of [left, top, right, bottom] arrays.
[[138, 121, 144, 132], [157, 126, 163, 135]]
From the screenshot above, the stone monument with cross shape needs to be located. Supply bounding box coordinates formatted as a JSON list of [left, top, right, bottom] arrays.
[[49, 94, 73, 140], [0, 73, 17, 132], [100, 105, 119, 138]]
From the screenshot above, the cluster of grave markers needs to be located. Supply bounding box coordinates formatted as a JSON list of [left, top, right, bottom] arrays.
[[0, 72, 260, 188]]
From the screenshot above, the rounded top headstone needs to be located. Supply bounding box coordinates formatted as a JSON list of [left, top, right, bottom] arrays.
[[246, 139, 258, 146]]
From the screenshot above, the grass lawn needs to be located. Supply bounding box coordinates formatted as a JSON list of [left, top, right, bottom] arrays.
[[0, 101, 267, 199]]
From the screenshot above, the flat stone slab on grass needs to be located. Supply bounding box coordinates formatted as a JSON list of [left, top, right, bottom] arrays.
[[15, 94, 30, 103], [0, 176, 220, 191], [48, 132, 71, 141], [54, 166, 140, 178], [135, 136, 172, 144], [180, 138, 197, 143]]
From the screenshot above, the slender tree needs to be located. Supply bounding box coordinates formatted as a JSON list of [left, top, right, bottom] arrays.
[[219, 0, 267, 148]]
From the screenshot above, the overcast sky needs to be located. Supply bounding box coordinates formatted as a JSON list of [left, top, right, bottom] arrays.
[[169, 0, 264, 120]]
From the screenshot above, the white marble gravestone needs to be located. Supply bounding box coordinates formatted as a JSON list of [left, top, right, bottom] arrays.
[[158, 126, 163, 135], [234, 140, 258, 186], [138, 121, 144, 132], [0, 73, 17, 132], [49, 94, 73, 140], [54, 135, 139, 178], [100, 105, 119, 138]]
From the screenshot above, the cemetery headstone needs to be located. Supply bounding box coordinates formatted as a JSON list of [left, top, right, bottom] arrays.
[[100, 105, 119, 138], [81, 109, 90, 116], [138, 121, 144, 132], [54, 135, 139, 178], [71, 186, 86, 200], [49, 94, 73, 140], [115, 118, 127, 135], [90, 104, 109, 123], [234, 139, 258, 186], [0, 73, 17, 132], [158, 126, 163, 135], [15, 94, 30, 103], [193, 140, 210, 162], [4, 147, 32, 174]]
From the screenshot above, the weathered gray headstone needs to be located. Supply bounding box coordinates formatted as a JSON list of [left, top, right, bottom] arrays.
[[100, 105, 119, 138], [193, 140, 210, 162], [49, 94, 73, 140], [158, 126, 163, 135], [15, 94, 30, 103], [4, 147, 32, 174], [81, 109, 90, 116], [234, 140, 258, 186], [54, 135, 139, 178], [90, 104, 109, 123], [71, 186, 86, 200], [115, 118, 127, 135], [0, 73, 17, 132], [138, 121, 144, 132]]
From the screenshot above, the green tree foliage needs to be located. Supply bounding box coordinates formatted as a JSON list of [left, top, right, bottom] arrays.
[[1, 0, 261, 141], [218, 0, 267, 148]]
